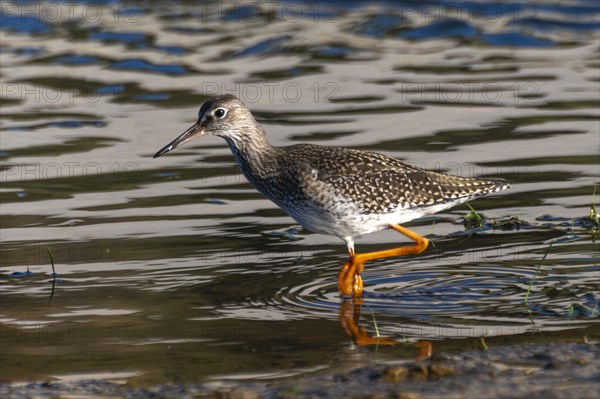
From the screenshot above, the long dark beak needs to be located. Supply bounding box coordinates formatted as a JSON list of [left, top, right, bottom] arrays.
[[153, 121, 204, 158]]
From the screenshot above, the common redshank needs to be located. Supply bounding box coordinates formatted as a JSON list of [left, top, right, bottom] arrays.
[[154, 95, 510, 297]]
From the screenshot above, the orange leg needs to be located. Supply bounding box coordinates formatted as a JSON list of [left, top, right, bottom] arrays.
[[337, 224, 429, 297]]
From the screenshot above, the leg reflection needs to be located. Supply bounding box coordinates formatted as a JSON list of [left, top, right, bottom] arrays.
[[339, 298, 432, 361]]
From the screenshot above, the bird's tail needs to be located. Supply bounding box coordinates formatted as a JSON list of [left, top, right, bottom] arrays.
[[435, 174, 511, 200]]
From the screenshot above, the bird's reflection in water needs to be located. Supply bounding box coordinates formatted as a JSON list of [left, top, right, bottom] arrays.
[[339, 298, 432, 361]]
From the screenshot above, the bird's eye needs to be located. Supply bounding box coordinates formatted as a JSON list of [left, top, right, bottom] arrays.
[[214, 108, 227, 118]]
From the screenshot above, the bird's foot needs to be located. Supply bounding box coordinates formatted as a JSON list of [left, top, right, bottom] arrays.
[[352, 272, 363, 297], [338, 258, 364, 297]]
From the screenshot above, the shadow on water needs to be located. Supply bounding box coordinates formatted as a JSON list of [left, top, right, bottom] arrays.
[[1, 0, 599, 387]]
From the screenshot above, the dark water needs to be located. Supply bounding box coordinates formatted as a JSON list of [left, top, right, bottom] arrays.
[[1, 0, 599, 386]]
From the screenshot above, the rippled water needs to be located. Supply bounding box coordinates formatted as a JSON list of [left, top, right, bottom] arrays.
[[1, 0, 599, 385]]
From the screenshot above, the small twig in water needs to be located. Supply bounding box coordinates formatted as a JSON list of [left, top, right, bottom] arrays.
[[429, 221, 436, 248], [47, 247, 56, 275], [47, 247, 57, 307], [590, 186, 599, 235], [370, 311, 381, 338], [524, 242, 553, 316]]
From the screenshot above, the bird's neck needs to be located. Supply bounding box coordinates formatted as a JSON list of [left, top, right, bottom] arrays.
[[224, 132, 279, 182]]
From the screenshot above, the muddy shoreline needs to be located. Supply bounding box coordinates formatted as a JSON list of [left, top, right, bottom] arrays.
[[2, 342, 598, 399]]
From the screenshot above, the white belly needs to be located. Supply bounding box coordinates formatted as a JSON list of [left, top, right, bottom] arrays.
[[283, 198, 464, 240]]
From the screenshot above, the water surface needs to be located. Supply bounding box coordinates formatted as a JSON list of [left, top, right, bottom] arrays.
[[1, 0, 599, 386]]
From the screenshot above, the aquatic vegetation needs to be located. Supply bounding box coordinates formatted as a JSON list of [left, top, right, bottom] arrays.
[[463, 203, 483, 229]]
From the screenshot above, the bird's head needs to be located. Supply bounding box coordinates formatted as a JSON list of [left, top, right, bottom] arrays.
[[154, 94, 259, 158]]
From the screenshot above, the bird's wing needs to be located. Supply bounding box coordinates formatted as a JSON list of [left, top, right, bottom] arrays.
[[288, 145, 508, 214]]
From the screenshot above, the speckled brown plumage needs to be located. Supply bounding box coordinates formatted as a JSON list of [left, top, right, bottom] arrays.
[[278, 144, 507, 213]]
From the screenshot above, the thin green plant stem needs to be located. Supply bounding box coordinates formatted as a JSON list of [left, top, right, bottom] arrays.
[[465, 202, 481, 221], [480, 336, 489, 351], [591, 185, 599, 228], [370, 311, 381, 338], [47, 247, 56, 275], [524, 242, 553, 324], [47, 247, 57, 307]]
